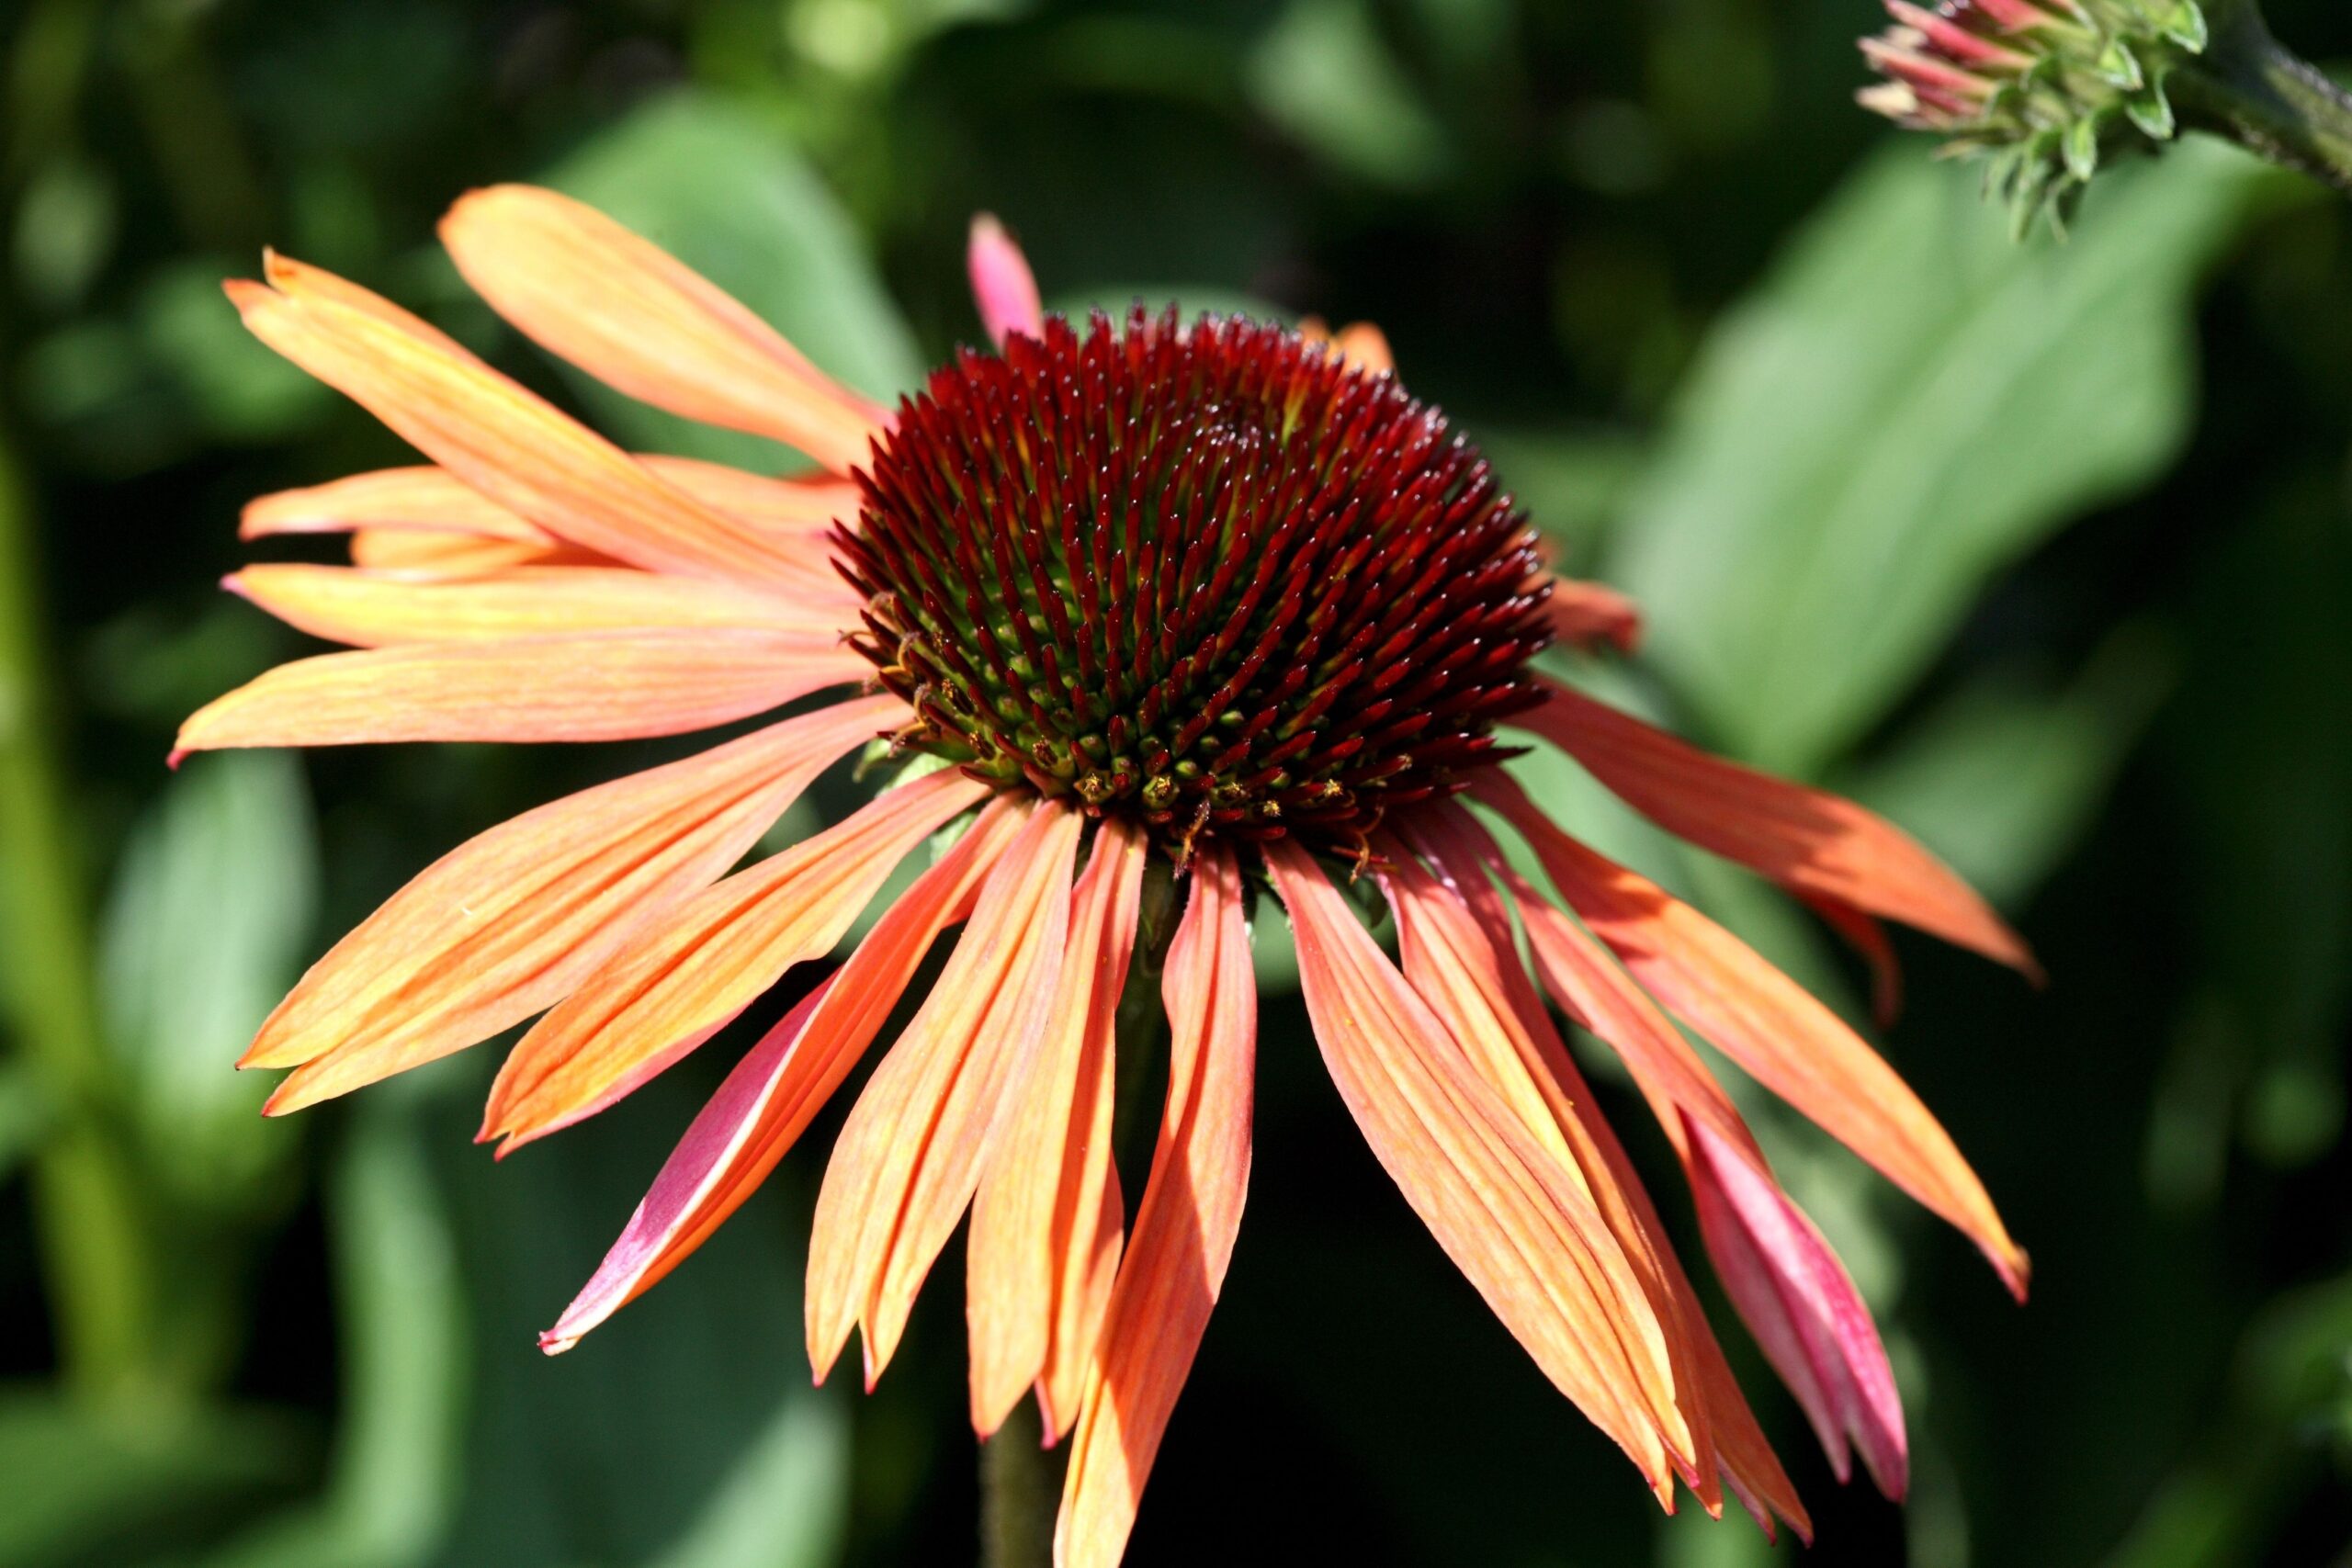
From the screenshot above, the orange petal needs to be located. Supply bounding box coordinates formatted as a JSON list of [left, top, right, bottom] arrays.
[[1376, 825, 1713, 1512], [637, 457, 861, 535], [439, 185, 888, 475], [175, 628, 873, 753], [226, 271, 815, 589], [541, 799, 1029, 1350], [245, 457, 856, 543], [1261, 837, 1682, 1506], [264, 249, 481, 361], [967, 214, 1045, 349], [243, 465, 554, 544], [482, 766, 989, 1152], [1299, 316, 1395, 376], [1478, 774, 2030, 1298], [1054, 844, 1254, 1568], [1408, 803, 1808, 1539], [347, 530, 602, 576], [1543, 576, 1645, 655], [967, 818, 1145, 1438], [243, 694, 899, 1113], [805, 803, 1082, 1387], [1511, 680, 2037, 976], [229, 564, 857, 649]]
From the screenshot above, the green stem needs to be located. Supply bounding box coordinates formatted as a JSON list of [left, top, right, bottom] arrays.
[[2176, 3, 2352, 195], [0, 425, 164, 1409], [978, 1397, 1056, 1568]]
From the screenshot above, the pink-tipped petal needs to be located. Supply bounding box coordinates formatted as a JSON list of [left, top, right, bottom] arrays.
[[967, 214, 1045, 349], [1689, 1119, 1908, 1499], [543, 799, 1029, 1349]]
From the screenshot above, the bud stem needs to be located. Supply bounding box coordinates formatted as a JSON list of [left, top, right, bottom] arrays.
[[2176, 1, 2352, 194]]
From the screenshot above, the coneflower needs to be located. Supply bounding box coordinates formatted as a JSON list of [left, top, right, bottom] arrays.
[[187, 189, 2033, 1564]]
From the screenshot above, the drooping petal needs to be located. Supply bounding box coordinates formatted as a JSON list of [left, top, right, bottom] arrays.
[[243, 694, 900, 1112], [481, 766, 989, 1153], [1261, 837, 1683, 1505], [1543, 576, 1645, 655], [967, 214, 1045, 349], [1477, 774, 2030, 1298], [226, 271, 816, 589], [1510, 680, 2036, 976], [806, 803, 1082, 1386], [1374, 829, 1714, 1512], [1491, 846, 1767, 1177], [1055, 844, 1254, 1568], [541, 799, 1028, 1351], [1689, 1118, 1907, 1499], [174, 628, 872, 753], [1409, 803, 1808, 1538], [229, 564, 855, 649], [967, 818, 1145, 1438], [439, 185, 888, 475]]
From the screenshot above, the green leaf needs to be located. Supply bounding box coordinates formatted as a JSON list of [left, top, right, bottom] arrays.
[[0, 1389, 312, 1567], [1839, 624, 2177, 907], [96, 750, 318, 1209], [1246, 0, 1451, 188], [201, 1095, 469, 1568], [538, 91, 923, 472], [1609, 141, 2276, 775]]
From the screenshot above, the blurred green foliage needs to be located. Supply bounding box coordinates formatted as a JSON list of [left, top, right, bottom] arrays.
[[0, 1, 2348, 1565]]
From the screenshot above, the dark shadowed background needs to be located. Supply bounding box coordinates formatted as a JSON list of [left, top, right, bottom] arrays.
[[1, 2, 2349, 1564]]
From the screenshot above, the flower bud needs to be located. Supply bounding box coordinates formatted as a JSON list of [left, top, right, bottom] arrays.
[[1859, 0, 2214, 231]]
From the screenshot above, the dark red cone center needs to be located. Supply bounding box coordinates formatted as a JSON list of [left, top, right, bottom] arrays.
[[836, 307, 1553, 859]]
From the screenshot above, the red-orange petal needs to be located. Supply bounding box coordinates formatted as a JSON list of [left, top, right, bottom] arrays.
[[230, 564, 855, 649], [1510, 679, 2036, 976], [1055, 844, 1254, 1568], [542, 799, 1028, 1350], [226, 271, 816, 590], [1262, 837, 1682, 1506], [1401, 804, 1807, 1537], [967, 817, 1145, 1438], [1543, 577, 1645, 655], [1478, 774, 2030, 1298], [243, 694, 900, 1113], [440, 185, 888, 475], [174, 628, 873, 753], [482, 766, 991, 1152], [805, 803, 1082, 1387]]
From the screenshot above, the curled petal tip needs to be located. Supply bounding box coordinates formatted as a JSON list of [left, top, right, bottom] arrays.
[[537, 1328, 577, 1357]]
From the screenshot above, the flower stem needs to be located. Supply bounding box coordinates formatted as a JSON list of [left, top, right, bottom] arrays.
[[2176, 1, 2352, 195], [980, 1397, 1056, 1568], [0, 426, 167, 1410]]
